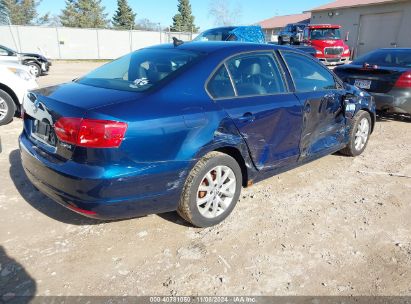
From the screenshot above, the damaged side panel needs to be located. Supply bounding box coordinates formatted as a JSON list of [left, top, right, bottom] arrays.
[[296, 90, 347, 160], [216, 93, 303, 172]]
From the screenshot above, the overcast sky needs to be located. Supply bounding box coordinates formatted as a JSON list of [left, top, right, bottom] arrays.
[[37, 0, 331, 30]]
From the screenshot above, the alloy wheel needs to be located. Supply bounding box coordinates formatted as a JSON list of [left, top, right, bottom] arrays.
[[0, 97, 8, 121], [354, 117, 370, 151], [28, 64, 40, 77], [196, 165, 236, 219]]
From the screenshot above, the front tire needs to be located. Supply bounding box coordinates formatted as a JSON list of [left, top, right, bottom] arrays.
[[26, 62, 41, 77], [0, 90, 16, 126], [178, 151, 242, 228], [340, 110, 372, 157]]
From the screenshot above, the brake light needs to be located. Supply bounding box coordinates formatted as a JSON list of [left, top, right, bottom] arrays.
[[395, 71, 411, 88], [54, 118, 128, 148]]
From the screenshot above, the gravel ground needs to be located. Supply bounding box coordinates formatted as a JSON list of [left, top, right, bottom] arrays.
[[0, 62, 411, 298]]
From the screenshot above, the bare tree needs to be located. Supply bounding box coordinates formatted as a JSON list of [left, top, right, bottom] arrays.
[[208, 0, 242, 27]]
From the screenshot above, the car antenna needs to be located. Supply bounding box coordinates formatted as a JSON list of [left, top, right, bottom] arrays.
[[172, 37, 184, 47]]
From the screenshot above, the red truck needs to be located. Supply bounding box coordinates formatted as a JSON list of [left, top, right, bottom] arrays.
[[302, 24, 351, 66]]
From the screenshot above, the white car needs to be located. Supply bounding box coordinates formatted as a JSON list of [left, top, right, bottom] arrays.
[[0, 62, 38, 126]]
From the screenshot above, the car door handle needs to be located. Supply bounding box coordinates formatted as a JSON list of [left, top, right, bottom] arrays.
[[239, 112, 255, 122]]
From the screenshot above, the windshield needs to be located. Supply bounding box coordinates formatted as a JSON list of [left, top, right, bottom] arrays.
[[194, 28, 236, 42], [352, 49, 411, 67], [77, 49, 202, 92], [310, 28, 341, 40]]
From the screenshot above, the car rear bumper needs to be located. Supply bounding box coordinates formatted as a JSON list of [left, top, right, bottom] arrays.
[[19, 133, 188, 220], [370, 89, 411, 114]]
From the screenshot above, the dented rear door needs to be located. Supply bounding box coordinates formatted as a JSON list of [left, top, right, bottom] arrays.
[[210, 51, 304, 170], [219, 94, 303, 170]]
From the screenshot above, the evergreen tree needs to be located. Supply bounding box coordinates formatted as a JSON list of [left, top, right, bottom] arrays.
[[76, 0, 108, 28], [60, 0, 78, 27], [112, 0, 135, 30], [170, 0, 198, 33], [0, 0, 11, 24], [21, 0, 37, 24], [60, 0, 108, 28], [36, 11, 49, 25], [1, 0, 39, 25]]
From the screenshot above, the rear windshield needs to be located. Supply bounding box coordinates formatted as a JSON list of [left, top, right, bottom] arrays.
[[352, 49, 411, 67], [310, 28, 341, 40], [77, 49, 202, 92]]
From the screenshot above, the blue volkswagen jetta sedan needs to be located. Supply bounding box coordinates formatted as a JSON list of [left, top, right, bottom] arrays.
[[20, 42, 376, 227]]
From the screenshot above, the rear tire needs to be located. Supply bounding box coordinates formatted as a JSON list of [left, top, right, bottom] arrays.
[[178, 151, 242, 228], [340, 110, 372, 157], [0, 90, 16, 126], [278, 37, 283, 45]]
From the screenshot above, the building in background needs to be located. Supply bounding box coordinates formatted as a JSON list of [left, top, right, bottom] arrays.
[[258, 13, 311, 42], [306, 0, 411, 57]]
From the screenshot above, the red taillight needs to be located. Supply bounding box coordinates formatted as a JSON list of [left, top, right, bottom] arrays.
[[54, 118, 82, 145], [395, 71, 411, 88], [54, 118, 127, 148]]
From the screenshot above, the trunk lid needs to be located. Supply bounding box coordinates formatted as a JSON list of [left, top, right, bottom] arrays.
[[336, 65, 408, 93]]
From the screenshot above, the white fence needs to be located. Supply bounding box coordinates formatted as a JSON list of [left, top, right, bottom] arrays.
[[0, 25, 194, 60]]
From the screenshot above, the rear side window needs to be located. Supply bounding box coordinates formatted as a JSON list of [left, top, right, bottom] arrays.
[[207, 65, 235, 99], [226, 53, 286, 97], [282, 52, 337, 92]]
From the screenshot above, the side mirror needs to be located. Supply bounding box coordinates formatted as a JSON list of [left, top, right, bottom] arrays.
[[345, 32, 350, 42]]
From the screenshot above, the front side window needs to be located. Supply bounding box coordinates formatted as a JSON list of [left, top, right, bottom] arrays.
[[226, 53, 286, 96], [77, 48, 202, 92], [282, 51, 336, 92], [207, 65, 235, 99]]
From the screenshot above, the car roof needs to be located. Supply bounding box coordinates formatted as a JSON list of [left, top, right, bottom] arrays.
[[146, 41, 292, 54]]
